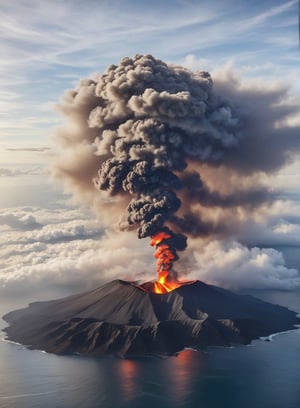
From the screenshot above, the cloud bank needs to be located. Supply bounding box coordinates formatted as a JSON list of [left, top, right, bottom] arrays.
[[187, 240, 300, 291], [0, 198, 299, 295]]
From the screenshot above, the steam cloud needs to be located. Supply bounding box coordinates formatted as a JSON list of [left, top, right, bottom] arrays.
[[53, 54, 300, 276]]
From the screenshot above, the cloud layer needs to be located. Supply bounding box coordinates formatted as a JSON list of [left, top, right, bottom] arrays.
[[0, 202, 299, 295], [187, 240, 300, 291]]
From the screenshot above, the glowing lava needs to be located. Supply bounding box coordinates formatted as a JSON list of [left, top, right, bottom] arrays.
[[148, 231, 194, 294]]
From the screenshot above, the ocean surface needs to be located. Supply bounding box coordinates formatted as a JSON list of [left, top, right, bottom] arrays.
[[1, 289, 300, 408]]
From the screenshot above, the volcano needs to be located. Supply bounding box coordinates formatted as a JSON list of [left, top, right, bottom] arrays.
[[3, 280, 299, 356]]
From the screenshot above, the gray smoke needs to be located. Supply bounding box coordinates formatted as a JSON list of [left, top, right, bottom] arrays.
[[53, 54, 300, 257]]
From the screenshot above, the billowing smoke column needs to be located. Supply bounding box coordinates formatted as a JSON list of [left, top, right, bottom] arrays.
[[53, 54, 300, 291], [86, 54, 241, 286]]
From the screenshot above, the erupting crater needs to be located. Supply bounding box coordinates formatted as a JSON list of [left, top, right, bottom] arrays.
[[140, 231, 195, 294], [139, 278, 196, 295]]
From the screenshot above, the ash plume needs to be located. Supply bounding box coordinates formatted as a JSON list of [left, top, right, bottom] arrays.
[[52, 54, 300, 274]]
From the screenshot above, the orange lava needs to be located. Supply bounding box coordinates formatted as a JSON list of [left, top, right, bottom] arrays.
[[150, 231, 172, 247], [152, 279, 193, 294], [149, 231, 194, 294]]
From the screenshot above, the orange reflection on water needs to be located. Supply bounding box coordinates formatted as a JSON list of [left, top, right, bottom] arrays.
[[117, 359, 140, 402], [166, 349, 205, 405]]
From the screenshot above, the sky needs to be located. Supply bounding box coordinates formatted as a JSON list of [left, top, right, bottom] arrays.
[[0, 0, 299, 299]]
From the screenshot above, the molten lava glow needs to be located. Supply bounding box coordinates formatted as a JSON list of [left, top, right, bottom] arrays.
[[152, 279, 188, 294], [150, 231, 171, 247], [149, 231, 193, 294]]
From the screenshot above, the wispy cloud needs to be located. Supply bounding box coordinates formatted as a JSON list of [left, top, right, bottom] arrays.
[[0, 166, 45, 177], [0, 0, 298, 145], [235, 0, 297, 31], [6, 147, 50, 152]]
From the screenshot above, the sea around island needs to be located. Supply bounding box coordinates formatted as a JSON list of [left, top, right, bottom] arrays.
[[1, 286, 300, 408]]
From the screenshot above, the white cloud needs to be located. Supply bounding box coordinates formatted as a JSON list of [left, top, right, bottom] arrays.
[[233, 200, 300, 247], [273, 221, 300, 234], [0, 166, 45, 177], [234, 0, 297, 32], [0, 206, 154, 294], [0, 210, 41, 230], [0, 215, 103, 246], [187, 240, 300, 291]]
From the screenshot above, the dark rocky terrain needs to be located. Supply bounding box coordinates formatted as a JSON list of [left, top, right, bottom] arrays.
[[3, 280, 300, 356]]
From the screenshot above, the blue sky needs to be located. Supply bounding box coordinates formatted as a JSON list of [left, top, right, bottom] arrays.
[[0, 0, 298, 155], [0, 0, 299, 296]]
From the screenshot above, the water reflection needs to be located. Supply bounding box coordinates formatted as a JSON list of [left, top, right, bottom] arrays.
[[115, 350, 205, 407], [165, 350, 205, 406], [117, 359, 140, 402]]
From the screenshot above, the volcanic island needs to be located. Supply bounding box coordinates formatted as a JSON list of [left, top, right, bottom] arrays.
[[3, 251, 300, 356]]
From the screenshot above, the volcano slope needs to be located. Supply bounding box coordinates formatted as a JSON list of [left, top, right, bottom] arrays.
[[3, 280, 300, 356]]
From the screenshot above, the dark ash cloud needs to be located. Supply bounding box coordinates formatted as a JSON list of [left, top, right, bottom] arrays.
[[52, 54, 300, 264]]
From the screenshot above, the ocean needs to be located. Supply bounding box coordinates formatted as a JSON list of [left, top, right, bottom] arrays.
[[1, 289, 300, 408]]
